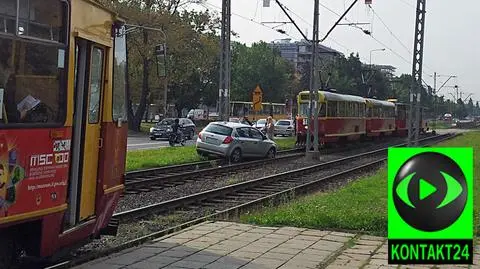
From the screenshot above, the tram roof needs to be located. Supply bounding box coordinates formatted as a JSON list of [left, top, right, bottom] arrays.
[[365, 98, 396, 108], [298, 90, 366, 104]]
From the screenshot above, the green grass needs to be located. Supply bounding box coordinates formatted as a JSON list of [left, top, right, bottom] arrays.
[[126, 136, 297, 172], [274, 137, 296, 150], [126, 146, 208, 171], [241, 131, 480, 236]]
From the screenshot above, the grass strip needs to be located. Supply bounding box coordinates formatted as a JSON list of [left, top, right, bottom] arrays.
[[241, 131, 480, 236], [126, 137, 297, 171]]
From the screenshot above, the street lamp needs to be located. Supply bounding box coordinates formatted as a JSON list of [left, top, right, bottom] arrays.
[[369, 48, 385, 67]]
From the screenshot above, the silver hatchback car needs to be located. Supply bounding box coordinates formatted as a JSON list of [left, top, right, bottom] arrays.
[[196, 122, 278, 163]]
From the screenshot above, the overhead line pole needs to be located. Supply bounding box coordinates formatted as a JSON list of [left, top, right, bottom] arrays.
[[310, 0, 320, 159], [408, 0, 427, 147], [219, 0, 231, 121]]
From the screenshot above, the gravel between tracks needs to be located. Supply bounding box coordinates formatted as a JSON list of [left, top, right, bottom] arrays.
[[115, 138, 406, 214], [73, 153, 387, 258]]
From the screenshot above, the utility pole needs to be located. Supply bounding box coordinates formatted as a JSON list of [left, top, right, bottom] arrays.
[[408, 0, 427, 147], [432, 72, 437, 131], [267, 0, 359, 158], [219, 0, 231, 121], [309, 0, 320, 159]]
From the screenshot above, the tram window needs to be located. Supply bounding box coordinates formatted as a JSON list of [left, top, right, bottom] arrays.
[[327, 101, 337, 117], [319, 103, 326, 117], [0, 0, 16, 35], [88, 47, 104, 124], [17, 0, 68, 44], [0, 36, 67, 125], [338, 102, 345, 117], [113, 26, 127, 122]]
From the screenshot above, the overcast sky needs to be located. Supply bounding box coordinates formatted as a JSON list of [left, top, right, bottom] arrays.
[[189, 0, 479, 102]]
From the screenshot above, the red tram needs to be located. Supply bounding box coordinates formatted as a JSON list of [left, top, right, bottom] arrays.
[[365, 98, 396, 137], [0, 0, 128, 267], [295, 91, 429, 146]]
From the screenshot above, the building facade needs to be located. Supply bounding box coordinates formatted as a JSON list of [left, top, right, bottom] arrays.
[[268, 38, 343, 71]]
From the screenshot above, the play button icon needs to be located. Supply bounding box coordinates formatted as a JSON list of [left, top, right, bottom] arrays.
[[419, 179, 437, 200]]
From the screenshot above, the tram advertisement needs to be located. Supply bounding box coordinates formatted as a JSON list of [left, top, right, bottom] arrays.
[[0, 129, 71, 220]]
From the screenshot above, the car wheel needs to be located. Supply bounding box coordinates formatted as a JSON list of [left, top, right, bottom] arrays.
[[266, 147, 276, 159], [230, 148, 242, 163], [150, 137, 156, 141]]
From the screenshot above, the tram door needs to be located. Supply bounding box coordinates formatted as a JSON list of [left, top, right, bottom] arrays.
[[67, 38, 106, 226]]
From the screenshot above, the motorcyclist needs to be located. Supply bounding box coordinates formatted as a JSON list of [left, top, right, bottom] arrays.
[[171, 118, 182, 141]]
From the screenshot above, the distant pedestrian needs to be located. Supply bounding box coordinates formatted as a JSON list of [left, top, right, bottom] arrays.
[[266, 116, 275, 140]]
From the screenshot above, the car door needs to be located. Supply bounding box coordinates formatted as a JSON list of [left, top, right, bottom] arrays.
[[235, 127, 254, 156], [248, 127, 269, 157]]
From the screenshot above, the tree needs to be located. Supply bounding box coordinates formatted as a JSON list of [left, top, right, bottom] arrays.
[[98, 0, 219, 130], [456, 99, 467, 119], [467, 98, 474, 116], [230, 41, 295, 103]]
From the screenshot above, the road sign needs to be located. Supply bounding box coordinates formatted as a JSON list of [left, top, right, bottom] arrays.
[[252, 85, 263, 112]]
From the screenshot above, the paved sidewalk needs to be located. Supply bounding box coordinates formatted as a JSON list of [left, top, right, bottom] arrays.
[[75, 221, 480, 269]]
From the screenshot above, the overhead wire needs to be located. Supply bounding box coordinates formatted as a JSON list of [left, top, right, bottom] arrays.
[[368, 5, 411, 55], [200, 2, 299, 40], [320, 2, 437, 84], [202, 0, 358, 60], [275, 0, 369, 62]]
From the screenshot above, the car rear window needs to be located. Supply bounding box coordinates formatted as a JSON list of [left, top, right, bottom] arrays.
[[278, 121, 291, 126], [204, 124, 233, 136]]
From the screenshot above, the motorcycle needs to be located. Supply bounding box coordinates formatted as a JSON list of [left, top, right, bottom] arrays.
[[168, 131, 186, 147]]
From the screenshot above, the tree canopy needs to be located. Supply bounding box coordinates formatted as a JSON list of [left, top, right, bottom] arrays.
[[97, 0, 477, 131]]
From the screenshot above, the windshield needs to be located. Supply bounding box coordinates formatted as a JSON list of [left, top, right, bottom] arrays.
[[204, 124, 233, 136], [298, 103, 326, 117], [299, 103, 309, 117], [256, 119, 266, 125], [157, 119, 174, 126]]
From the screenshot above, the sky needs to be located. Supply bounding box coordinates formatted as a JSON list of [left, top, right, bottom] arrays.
[[187, 0, 479, 103]]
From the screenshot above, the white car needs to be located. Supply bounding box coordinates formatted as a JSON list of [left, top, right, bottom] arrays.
[[274, 119, 294, 136]]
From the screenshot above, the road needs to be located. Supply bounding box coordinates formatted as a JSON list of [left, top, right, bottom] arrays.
[[127, 133, 198, 151], [127, 128, 474, 151]]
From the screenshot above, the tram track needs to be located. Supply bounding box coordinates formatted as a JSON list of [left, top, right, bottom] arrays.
[[44, 133, 457, 269], [124, 148, 305, 195], [115, 133, 454, 222], [123, 136, 421, 195], [115, 135, 426, 213]]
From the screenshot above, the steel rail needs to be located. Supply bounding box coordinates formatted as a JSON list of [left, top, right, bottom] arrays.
[[125, 147, 305, 180]]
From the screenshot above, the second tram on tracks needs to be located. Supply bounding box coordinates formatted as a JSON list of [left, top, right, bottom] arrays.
[[295, 91, 429, 146], [0, 0, 128, 267]]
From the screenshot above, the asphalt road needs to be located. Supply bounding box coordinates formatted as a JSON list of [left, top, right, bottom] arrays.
[[126, 128, 471, 151], [127, 133, 198, 151]]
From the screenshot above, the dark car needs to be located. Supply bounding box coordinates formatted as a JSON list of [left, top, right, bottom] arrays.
[[149, 118, 196, 141]]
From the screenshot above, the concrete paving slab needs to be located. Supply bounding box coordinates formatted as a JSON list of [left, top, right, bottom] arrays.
[[74, 221, 479, 269]]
